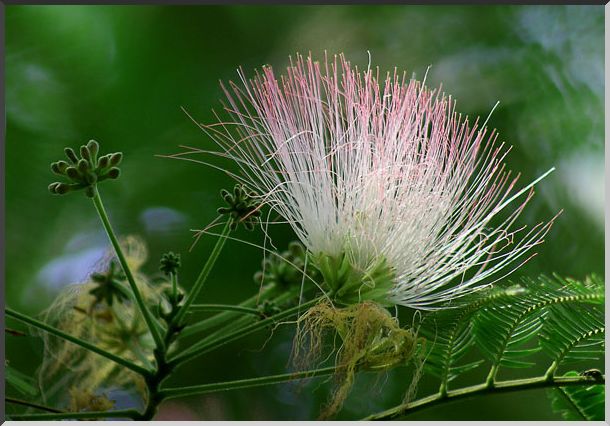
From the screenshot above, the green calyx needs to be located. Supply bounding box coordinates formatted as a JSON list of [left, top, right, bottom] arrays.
[[89, 261, 130, 307], [217, 184, 260, 231], [159, 252, 181, 276], [49, 140, 122, 198], [314, 252, 396, 306]]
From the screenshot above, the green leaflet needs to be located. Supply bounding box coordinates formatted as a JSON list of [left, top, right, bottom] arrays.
[[540, 304, 604, 373], [420, 285, 524, 388], [472, 274, 604, 377], [6, 363, 38, 397], [548, 371, 605, 420]]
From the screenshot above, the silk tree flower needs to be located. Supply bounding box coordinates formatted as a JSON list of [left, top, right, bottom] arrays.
[[194, 53, 556, 310]]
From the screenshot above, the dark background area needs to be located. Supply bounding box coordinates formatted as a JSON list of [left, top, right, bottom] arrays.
[[5, 5, 604, 420]]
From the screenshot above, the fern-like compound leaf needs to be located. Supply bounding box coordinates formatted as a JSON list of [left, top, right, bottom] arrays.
[[473, 274, 604, 376], [420, 285, 523, 387], [548, 371, 604, 420], [540, 304, 604, 372]]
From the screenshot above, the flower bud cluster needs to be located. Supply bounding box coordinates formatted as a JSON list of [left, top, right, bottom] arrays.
[[49, 140, 122, 197]]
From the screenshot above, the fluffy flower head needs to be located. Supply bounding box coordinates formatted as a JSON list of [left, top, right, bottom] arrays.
[[195, 53, 556, 309]]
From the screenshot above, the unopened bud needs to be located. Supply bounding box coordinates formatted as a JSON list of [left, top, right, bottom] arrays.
[[109, 152, 123, 166], [64, 147, 78, 164], [107, 168, 120, 179]]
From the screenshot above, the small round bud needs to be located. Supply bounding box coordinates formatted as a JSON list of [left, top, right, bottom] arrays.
[[50, 162, 62, 175], [77, 158, 89, 173], [107, 167, 121, 179], [218, 185, 260, 231], [56, 161, 69, 174], [66, 167, 80, 180], [221, 189, 233, 203], [55, 183, 70, 195], [80, 145, 91, 161], [160, 252, 181, 276], [50, 142, 124, 198], [64, 147, 78, 164], [109, 152, 123, 166], [87, 140, 99, 159], [48, 182, 60, 194], [98, 155, 110, 169]]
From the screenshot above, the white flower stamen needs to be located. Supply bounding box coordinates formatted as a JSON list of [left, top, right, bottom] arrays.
[[195, 53, 558, 309]]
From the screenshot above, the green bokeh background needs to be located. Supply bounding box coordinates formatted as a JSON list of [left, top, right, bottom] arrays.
[[6, 5, 604, 420]]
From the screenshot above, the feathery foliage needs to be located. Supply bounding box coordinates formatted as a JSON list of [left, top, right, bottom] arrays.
[[420, 285, 524, 389], [472, 274, 604, 378], [541, 304, 604, 375], [547, 371, 604, 420]]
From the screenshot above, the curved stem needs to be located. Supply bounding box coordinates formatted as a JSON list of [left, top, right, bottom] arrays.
[[8, 409, 141, 421], [364, 374, 605, 420], [172, 220, 231, 326], [160, 366, 336, 400], [6, 307, 150, 377], [181, 286, 281, 339], [6, 397, 64, 414], [170, 298, 321, 367], [188, 304, 261, 315], [92, 189, 164, 350]]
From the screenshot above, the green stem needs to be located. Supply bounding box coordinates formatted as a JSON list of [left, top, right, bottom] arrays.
[[92, 189, 164, 350], [170, 297, 321, 367], [183, 290, 303, 361], [172, 220, 232, 326], [6, 397, 64, 414], [544, 361, 559, 380], [188, 304, 261, 315], [8, 409, 141, 421], [181, 286, 277, 338], [171, 271, 178, 301], [160, 366, 336, 400], [486, 365, 498, 387], [364, 374, 605, 420], [6, 307, 150, 377]]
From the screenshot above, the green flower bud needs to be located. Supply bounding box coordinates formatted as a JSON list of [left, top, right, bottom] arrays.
[[160, 252, 181, 276], [55, 183, 70, 195], [64, 147, 78, 164], [77, 158, 89, 173], [50, 162, 62, 175], [98, 155, 110, 170], [107, 167, 120, 179], [48, 182, 60, 194], [50, 141, 123, 197], [66, 167, 80, 180], [87, 140, 99, 162], [109, 152, 123, 166], [218, 184, 260, 231], [80, 145, 91, 161], [56, 161, 70, 174]]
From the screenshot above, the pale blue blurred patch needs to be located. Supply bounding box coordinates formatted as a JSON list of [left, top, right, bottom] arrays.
[[139, 207, 188, 235], [6, 61, 77, 138], [33, 231, 108, 294]]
